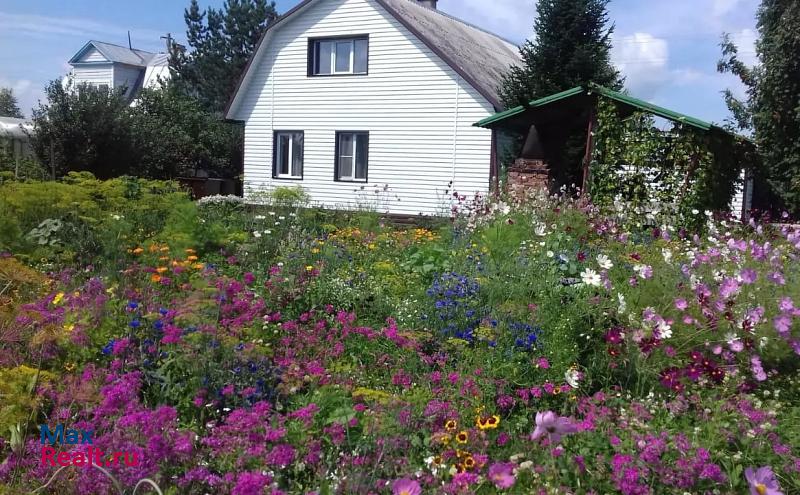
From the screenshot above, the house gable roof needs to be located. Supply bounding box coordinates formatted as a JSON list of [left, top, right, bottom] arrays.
[[226, 0, 521, 119], [69, 41, 158, 67]]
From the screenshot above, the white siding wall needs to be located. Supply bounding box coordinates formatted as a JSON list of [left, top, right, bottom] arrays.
[[79, 47, 107, 63], [72, 65, 113, 87], [731, 169, 753, 219], [113, 65, 144, 98], [232, 0, 495, 216]]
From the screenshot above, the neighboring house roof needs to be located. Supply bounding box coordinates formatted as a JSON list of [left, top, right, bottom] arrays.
[[69, 40, 158, 67], [226, 0, 521, 118], [475, 83, 748, 140], [0, 117, 32, 140]]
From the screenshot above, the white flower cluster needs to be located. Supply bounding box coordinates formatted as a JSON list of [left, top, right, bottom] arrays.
[[197, 194, 244, 205]]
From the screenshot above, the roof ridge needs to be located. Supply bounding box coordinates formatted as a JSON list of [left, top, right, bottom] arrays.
[[393, 0, 519, 48], [90, 40, 158, 56]]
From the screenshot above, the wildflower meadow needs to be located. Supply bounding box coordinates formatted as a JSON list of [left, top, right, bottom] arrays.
[[0, 175, 799, 494]]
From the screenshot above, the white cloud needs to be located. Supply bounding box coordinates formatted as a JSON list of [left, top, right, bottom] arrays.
[[612, 33, 669, 98], [0, 11, 164, 47]]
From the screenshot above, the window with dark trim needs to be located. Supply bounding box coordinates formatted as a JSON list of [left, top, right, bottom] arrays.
[[309, 36, 368, 76], [335, 131, 368, 182], [273, 131, 304, 179]]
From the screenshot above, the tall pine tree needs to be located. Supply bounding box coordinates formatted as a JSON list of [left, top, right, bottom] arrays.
[[500, 0, 622, 108], [171, 0, 278, 114], [719, 0, 800, 214]]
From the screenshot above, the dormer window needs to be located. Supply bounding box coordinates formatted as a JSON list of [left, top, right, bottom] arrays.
[[309, 36, 368, 76]]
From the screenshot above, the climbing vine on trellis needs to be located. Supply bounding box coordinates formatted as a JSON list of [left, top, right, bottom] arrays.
[[589, 97, 751, 224]]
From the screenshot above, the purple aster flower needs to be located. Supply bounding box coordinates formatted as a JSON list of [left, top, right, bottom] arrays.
[[531, 411, 578, 443], [674, 298, 689, 310], [487, 463, 516, 489], [392, 478, 422, 495], [744, 466, 783, 495]]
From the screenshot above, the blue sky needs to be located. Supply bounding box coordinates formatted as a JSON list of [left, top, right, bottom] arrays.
[[0, 0, 760, 123]]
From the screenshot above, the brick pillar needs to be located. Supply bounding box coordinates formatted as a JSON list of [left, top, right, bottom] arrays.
[[507, 158, 550, 200]]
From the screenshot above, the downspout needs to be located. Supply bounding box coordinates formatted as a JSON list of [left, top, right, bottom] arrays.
[[452, 82, 460, 187]]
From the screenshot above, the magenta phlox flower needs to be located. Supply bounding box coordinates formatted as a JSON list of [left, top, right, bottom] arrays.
[[487, 463, 516, 489]]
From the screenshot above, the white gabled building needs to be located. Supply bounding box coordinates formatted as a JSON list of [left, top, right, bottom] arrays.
[[226, 0, 520, 216], [67, 41, 170, 103]]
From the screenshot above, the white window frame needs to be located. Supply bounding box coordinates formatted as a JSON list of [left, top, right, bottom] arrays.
[[274, 131, 304, 180], [312, 37, 368, 76], [336, 132, 368, 182]]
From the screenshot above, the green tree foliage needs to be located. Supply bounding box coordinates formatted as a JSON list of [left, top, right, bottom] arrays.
[[170, 0, 277, 113], [30, 81, 135, 179], [0, 87, 24, 118], [28, 80, 242, 180], [499, 0, 623, 107], [718, 0, 800, 214], [130, 85, 243, 179]]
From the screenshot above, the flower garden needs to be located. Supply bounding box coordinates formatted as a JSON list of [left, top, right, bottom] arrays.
[[0, 175, 798, 494]]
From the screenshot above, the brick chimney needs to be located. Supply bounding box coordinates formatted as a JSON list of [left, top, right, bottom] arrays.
[[417, 0, 438, 8]]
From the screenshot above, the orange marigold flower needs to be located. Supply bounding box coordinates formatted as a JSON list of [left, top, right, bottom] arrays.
[[185, 248, 196, 254], [151, 274, 162, 283], [187, 255, 198, 262], [132, 247, 144, 255], [156, 267, 168, 274]]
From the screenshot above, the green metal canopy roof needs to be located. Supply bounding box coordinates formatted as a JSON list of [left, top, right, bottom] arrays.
[[474, 83, 731, 135]]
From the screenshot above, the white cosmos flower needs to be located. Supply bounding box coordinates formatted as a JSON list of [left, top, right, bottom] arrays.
[[253, 231, 262, 238], [656, 320, 673, 339], [662, 248, 673, 263], [617, 293, 627, 313], [597, 254, 613, 270], [565, 369, 581, 388], [580, 268, 602, 287]]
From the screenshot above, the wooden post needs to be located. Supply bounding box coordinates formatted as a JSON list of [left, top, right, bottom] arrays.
[[581, 105, 597, 195], [490, 129, 499, 196]]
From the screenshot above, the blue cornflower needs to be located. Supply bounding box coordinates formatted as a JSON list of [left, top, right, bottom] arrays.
[[129, 319, 140, 328]]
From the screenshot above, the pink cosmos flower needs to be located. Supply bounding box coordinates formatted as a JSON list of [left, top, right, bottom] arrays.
[[739, 269, 758, 284], [768, 272, 786, 285], [674, 298, 688, 310], [719, 277, 740, 299], [487, 463, 516, 489], [778, 297, 794, 313], [392, 478, 422, 495], [531, 411, 578, 443], [774, 316, 792, 337], [744, 466, 783, 495]]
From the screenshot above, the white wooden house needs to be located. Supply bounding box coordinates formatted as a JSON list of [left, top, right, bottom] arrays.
[[68, 41, 170, 102], [225, 0, 520, 216]]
